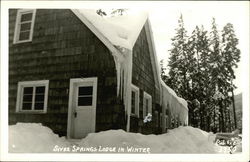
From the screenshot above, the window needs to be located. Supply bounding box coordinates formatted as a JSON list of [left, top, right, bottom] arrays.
[[77, 86, 93, 106], [16, 80, 49, 113], [13, 9, 36, 44], [143, 92, 152, 117], [131, 84, 139, 117]]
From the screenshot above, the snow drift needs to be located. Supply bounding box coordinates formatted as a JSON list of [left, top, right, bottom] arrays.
[[9, 123, 70, 153], [9, 123, 216, 153]]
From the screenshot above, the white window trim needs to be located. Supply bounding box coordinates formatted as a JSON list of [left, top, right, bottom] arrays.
[[143, 91, 152, 117], [13, 9, 36, 44], [16, 80, 49, 113], [130, 84, 140, 117]]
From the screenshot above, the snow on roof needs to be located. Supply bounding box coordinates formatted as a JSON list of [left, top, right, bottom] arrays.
[[76, 9, 148, 50], [73, 9, 188, 124], [160, 79, 188, 124], [160, 79, 188, 110]]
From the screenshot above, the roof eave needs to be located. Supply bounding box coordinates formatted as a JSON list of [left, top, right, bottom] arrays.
[[71, 9, 125, 62]]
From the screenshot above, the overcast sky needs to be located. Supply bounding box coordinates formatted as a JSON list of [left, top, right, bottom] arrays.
[[145, 1, 249, 95]]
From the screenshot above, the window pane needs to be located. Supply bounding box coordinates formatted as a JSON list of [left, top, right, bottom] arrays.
[[131, 91, 135, 114], [21, 13, 33, 22], [23, 87, 33, 94], [22, 102, 32, 110], [23, 94, 32, 102], [146, 99, 149, 115], [20, 22, 31, 31], [34, 103, 44, 110], [78, 97, 92, 106], [78, 86, 93, 96], [35, 94, 44, 102], [19, 31, 30, 40], [36, 86, 45, 94]]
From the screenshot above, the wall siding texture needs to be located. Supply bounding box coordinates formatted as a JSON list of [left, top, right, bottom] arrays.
[[9, 9, 125, 136], [9, 9, 161, 136], [131, 26, 160, 134]]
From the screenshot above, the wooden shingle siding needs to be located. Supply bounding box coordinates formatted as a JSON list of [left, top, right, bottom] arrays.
[[132, 26, 159, 134], [9, 9, 125, 136]]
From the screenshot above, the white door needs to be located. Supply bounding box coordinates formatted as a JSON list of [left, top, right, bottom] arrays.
[[67, 78, 97, 139]]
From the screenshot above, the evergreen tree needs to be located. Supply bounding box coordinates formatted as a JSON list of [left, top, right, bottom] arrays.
[[208, 18, 223, 132], [162, 16, 241, 132], [168, 14, 190, 98], [188, 25, 211, 130], [96, 9, 107, 17], [221, 23, 241, 130], [160, 59, 169, 83]]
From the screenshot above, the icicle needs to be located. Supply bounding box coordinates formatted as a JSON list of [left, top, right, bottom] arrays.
[[113, 56, 120, 96]]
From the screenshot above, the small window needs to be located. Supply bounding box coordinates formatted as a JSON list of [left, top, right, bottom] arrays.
[[16, 80, 49, 113], [13, 9, 36, 44], [131, 84, 139, 117], [143, 92, 152, 117], [77, 86, 93, 106]]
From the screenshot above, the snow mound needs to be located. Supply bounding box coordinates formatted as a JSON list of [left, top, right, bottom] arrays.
[[79, 126, 216, 153], [9, 123, 216, 153], [9, 123, 70, 153]]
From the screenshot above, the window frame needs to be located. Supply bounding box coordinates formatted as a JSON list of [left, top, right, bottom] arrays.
[[13, 9, 36, 44], [143, 91, 152, 117], [16, 80, 49, 113], [130, 84, 140, 117]]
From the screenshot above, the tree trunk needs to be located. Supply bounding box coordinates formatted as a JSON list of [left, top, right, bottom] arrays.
[[231, 90, 237, 129], [219, 100, 225, 132], [228, 108, 232, 132]]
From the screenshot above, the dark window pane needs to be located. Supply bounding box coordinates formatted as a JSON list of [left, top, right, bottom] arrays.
[[22, 102, 32, 110], [21, 13, 32, 22], [131, 91, 135, 114], [131, 104, 135, 114], [23, 94, 32, 102], [23, 87, 33, 94], [19, 31, 30, 40], [78, 86, 93, 96], [36, 86, 45, 94], [78, 97, 92, 106], [20, 22, 31, 31], [34, 103, 44, 110], [146, 99, 149, 114], [35, 94, 44, 102]]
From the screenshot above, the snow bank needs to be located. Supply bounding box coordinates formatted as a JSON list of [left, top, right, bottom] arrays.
[[76, 126, 216, 153], [9, 123, 216, 153], [9, 123, 70, 153]]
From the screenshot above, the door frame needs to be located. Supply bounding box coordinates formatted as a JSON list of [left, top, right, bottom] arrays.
[[67, 77, 98, 139]]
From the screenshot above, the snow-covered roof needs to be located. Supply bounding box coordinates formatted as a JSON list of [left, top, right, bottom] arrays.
[[160, 79, 188, 110], [75, 9, 148, 50], [71, 9, 188, 125]]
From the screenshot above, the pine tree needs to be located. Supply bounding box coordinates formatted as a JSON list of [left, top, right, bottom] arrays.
[[96, 9, 107, 17], [208, 18, 224, 132], [187, 25, 211, 130], [168, 14, 190, 98], [160, 59, 169, 83], [221, 23, 241, 130]]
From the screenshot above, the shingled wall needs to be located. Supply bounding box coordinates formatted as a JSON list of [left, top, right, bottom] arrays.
[[9, 9, 125, 136], [131, 26, 161, 134]]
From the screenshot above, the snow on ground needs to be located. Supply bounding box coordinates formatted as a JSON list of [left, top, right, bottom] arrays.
[[9, 123, 239, 154], [9, 123, 70, 153]]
